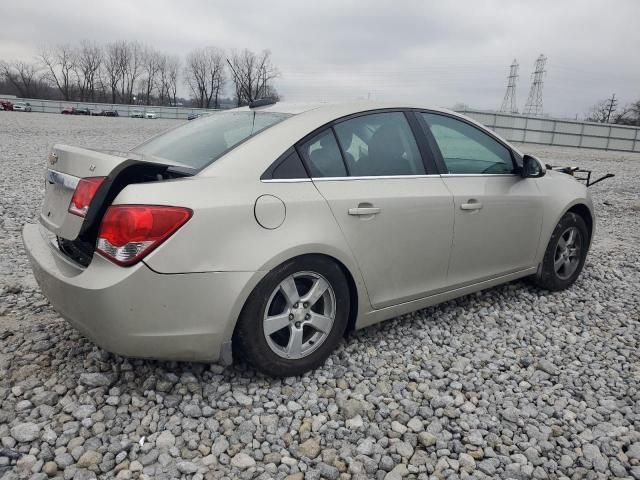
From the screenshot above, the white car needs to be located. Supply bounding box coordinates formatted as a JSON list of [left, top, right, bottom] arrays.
[[130, 110, 144, 118], [23, 101, 595, 376], [145, 111, 157, 119], [13, 102, 32, 112]]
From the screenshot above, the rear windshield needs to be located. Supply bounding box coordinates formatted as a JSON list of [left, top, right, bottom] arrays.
[[134, 111, 291, 170]]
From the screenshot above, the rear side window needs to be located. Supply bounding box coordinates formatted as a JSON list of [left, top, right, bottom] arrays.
[[298, 129, 347, 177], [134, 111, 291, 170], [421, 113, 514, 174], [333, 112, 425, 176], [271, 150, 308, 179]]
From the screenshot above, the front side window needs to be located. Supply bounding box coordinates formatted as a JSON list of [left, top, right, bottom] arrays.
[[422, 113, 514, 174], [298, 129, 347, 177], [134, 111, 291, 170], [334, 112, 425, 176]]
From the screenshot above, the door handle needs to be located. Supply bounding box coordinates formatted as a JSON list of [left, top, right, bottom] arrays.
[[348, 207, 381, 216], [460, 201, 483, 211]]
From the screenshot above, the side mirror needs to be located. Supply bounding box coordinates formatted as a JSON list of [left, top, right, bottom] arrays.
[[521, 154, 546, 178]]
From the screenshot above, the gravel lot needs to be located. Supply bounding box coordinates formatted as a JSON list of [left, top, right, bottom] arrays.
[[1, 111, 639, 480]]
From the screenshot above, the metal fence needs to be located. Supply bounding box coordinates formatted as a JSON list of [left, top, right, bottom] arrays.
[[0, 96, 219, 120], [458, 109, 640, 153], [3, 95, 640, 153]]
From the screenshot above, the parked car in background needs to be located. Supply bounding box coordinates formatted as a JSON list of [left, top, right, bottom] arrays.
[[23, 101, 595, 376], [130, 109, 144, 118], [76, 108, 91, 116], [13, 102, 32, 112], [61, 107, 77, 115], [187, 112, 209, 121], [145, 111, 157, 119], [1, 100, 14, 111], [95, 110, 119, 117]]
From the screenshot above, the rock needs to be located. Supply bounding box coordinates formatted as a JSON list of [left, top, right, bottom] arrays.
[[627, 442, 640, 460], [176, 461, 198, 474], [346, 415, 364, 429], [297, 438, 321, 459], [231, 452, 256, 469], [537, 359, 558, 375], [395, 441, 414, 458], [212, 436, 229, 456], [385, 463, 409, 479], [10, 422, 40, 442], [391, 421, 407, 434], [357, 438, 375, 456], [78, 373, 112, 388], [233, 391, 253, 407], [501, 406, 521, 423], [341, 399, 365, 418], [43, 461, 58, 477], [418, 432, 437, 447], [77, 450, 102, 468], [155, 431, 175, 450], [459, 453, 476, 472], [407, 417, 423, 432]]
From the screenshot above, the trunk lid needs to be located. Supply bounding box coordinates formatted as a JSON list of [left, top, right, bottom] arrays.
[[41, 144, 188, 240]]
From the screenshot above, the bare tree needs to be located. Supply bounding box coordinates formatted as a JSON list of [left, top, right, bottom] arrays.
[[74, 40, 102, 101], [184, 47, 225, 108], [167, 56, 179, 106], [586, 95, 618, 123], [140, 47, 160, 105], [228, 49, 279, 106], [103, 41, 124, 103], [0, 60, 43, 97], [121, 41, 143, 104], [613, 100, 640, 126], [39, 44, 76, 100]]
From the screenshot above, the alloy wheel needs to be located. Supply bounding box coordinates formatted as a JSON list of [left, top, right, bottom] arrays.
[[554, 226, 582, 280], [263, 271, 336, 359]]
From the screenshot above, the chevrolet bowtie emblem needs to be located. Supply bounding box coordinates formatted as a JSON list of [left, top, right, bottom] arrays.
[[48, 152, 58, 165]]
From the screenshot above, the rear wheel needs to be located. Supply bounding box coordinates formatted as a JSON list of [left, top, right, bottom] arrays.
[[234, 256, 350, 377], [533, 212, 589, 291]]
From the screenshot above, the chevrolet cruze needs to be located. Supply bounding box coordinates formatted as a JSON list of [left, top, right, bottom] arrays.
[[23, 101, 594, 376]]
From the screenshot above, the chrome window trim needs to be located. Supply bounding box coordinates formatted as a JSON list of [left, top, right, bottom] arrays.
[[46, 169, 80, 190], [260, 173, 518, 183], [261, 178, 313, 183], [312, 174, 441, 181], [440, 173, 518, 178]]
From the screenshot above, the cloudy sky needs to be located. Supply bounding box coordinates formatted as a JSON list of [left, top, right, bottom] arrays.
[[1, 0, 638, 117]]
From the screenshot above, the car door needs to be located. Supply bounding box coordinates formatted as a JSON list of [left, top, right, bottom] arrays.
[[419, 112, 544, 287], [297, 111, 454, 309]]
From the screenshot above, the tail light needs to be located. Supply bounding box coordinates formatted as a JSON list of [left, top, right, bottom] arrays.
[[96, 205, 192, 266], [68, 177, 106, 217]]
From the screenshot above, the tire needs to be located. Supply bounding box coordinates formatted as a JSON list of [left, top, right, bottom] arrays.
[[234, 255, 350, 377], [533, 212, 589, 291]]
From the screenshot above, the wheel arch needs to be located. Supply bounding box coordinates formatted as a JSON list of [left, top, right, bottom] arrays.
[[566, 203, 593, 241], [231, 251, 362, 342]]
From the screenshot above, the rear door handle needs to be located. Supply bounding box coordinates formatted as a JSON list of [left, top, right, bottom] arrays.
[[460, 201, 483, 211], [348, 207, 381, 216]]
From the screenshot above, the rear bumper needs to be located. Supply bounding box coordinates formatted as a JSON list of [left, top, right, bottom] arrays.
[[22, 223, 263, 362]]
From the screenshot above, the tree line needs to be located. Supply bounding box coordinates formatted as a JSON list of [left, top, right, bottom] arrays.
[[0, 40, 279, 108], [587, 95, 640, 126]]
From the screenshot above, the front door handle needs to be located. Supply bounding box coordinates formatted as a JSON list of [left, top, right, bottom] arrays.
[[460, 200, 483, 211], [348, 206, 381, 216]]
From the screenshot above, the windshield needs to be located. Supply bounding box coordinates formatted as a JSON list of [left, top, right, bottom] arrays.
[[134, 111, 291, 170]]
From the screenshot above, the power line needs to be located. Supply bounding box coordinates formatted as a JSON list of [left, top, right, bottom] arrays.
[[499, 59, 519, 113], [523, 54, 547, 116]]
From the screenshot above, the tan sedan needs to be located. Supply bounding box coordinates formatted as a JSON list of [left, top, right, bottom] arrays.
[[23, 101, 594, 376]]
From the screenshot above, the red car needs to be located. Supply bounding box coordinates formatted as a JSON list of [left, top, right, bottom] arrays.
[[1, 100, 14, 111]]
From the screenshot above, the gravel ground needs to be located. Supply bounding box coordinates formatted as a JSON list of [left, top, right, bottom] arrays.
[[1, 111, 639, 480]]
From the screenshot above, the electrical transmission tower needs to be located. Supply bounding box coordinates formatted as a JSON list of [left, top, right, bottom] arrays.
[[523, 54, 547, 116], [499, 59, 519, 113]]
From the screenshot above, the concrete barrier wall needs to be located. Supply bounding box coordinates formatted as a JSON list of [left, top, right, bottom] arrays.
[[0, 96, 220, 120], [3, 95, 639, 152], [458, 109, 640, 153]]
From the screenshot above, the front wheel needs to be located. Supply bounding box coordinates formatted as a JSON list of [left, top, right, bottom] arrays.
[[533, 212, 589, 291], [234, 256, 350, 377]]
